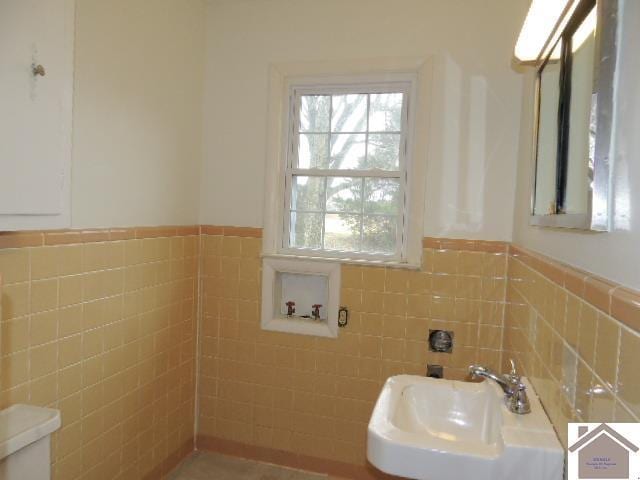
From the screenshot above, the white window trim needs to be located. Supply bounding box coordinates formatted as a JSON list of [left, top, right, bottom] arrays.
[[263, 58, 433, 269]]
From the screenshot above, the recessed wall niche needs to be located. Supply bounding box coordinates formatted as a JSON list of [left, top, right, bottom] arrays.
[[261, 257, 340, 338]]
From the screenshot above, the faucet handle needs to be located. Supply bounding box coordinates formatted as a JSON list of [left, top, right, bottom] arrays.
[[506, 358, 521, 383], [504, 358, 521, 390], [508, 383, 531, 414]]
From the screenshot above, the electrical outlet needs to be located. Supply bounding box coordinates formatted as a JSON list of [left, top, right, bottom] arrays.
[[338, 307, 348, 327]]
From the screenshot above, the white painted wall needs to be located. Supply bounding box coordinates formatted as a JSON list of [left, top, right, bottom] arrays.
[[512, 0, 640, 290], [200, 0, 528, 241], [71, 0, 205, 228]]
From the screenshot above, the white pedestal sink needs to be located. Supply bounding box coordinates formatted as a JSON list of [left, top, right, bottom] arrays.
[[367, 375, 563, 480]]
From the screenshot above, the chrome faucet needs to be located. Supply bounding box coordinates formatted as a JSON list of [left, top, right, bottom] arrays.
[[468, 359, 531, 414]]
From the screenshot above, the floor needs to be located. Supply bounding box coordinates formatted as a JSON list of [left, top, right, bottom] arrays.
[[168, 451, 328, 480]]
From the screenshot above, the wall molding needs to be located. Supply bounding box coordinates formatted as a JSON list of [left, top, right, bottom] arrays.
[[510, 244, 640, 333], [0, 225, 200, 248], [422, 237, 508, 253], [1, 225, 636, 334], [201, 225, 262, 237]]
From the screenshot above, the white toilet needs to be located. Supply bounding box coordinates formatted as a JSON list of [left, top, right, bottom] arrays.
[[0, 404, 61, 480]]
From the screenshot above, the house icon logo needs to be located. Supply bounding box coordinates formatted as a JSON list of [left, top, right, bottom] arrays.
[[568, 423, 640, 479]]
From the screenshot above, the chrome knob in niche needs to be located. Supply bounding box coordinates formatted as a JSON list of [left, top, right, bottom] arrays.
[[428, 329, 453, 353]]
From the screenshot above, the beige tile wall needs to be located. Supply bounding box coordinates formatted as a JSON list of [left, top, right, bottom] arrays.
[[197, 232, 509, 468], [0, 229, 199, 480], [503, 246, 640, 448], [4, 225, 636, 477]]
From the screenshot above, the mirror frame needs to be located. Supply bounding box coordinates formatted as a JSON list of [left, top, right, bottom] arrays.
[[530, 0, 618, 230]]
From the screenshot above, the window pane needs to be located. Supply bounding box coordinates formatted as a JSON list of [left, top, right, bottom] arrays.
[[300, 95, 330, 132], [362, 215, 397, 254], [369, 93, 403, 132], [330, 133, 366, 169], [326, 177, 362, 212], [287, 87, 407, 259], [298, 133, 329, 169], [324, 214, 361, 251], [291, 176, 325, 211], [290, 212, 322, 249], [364, 178, 400, 214], [331, 94, 367, 132], [366, 133, 400, 170]]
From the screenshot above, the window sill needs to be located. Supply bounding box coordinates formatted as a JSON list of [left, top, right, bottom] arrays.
[[261, 253, 421, 270]]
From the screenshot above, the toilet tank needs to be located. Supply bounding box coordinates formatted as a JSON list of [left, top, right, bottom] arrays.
[[0, 405, 61, 480]]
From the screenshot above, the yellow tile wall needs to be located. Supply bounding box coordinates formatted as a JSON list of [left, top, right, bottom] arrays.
[[503, 251, 640, 448], [10, 227, 634, 476], [197, 234, 509, 466], [0, 234, 199, 480]]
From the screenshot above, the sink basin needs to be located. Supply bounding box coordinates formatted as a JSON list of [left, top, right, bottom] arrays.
[[367, 375, 563, 480]]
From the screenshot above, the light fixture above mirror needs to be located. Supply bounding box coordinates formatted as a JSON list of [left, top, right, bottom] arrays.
[[515, 0, 574, 62]]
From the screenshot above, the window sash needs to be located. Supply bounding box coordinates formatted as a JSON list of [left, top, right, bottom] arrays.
[[288, 168, 402, 178], [300, 130, 402, 135], [282, 83, 411, 261]]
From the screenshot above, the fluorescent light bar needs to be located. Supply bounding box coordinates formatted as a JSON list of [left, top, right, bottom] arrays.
[[515, 0, 573, 62]]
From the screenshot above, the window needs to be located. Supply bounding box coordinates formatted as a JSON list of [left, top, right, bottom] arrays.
[[282, 83, 412, 261], [263, 61, 429, 268]]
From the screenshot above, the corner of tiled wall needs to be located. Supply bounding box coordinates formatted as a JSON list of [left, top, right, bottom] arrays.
[[503, 245, 640, 448]]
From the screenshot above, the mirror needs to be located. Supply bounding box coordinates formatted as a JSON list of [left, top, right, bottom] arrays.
[[533, 41, 562, 216], [531, 0, 617, 230], [565, 8, 597, 215]]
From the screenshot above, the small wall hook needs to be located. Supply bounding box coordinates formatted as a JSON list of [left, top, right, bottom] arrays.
[[32, 64, 46, 77]]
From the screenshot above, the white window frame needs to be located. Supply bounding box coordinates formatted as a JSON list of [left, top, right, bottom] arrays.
[[282, 82, 412, 262], [263, 59, 432, 269]]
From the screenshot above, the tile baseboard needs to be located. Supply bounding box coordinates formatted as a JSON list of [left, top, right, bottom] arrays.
[[196, 435, 401, 480], [143, 438, 195, 480]]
